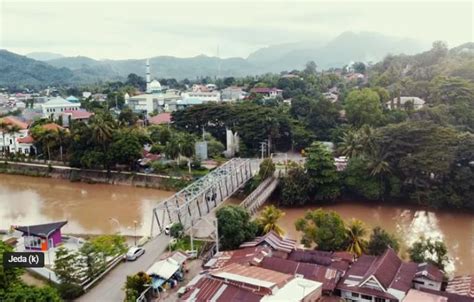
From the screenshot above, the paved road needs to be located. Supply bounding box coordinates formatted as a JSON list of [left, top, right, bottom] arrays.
[[77, 234, 171, 302]]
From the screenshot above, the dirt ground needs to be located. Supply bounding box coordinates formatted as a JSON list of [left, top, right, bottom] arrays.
[[159, 258, 203, 301], [20, 272, 48, 287]]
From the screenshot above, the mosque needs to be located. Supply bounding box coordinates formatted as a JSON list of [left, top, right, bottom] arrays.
[[145, 59, 163, 94]]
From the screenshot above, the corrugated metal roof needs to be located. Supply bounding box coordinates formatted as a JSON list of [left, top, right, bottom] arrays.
[[446, 275, 474, 298], [239, 230, 296, 253]]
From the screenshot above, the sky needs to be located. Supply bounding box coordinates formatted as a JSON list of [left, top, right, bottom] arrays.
[[0, 0, 473, 60]]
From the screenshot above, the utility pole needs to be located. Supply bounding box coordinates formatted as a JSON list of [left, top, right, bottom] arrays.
[[215, 219, 219, 253], [260, 141, 267, 159]]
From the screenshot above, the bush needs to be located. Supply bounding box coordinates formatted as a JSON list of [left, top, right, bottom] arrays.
[[57, 282, 84, 300], [170, 223, 184, 238]]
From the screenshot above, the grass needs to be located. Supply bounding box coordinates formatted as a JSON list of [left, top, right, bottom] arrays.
[[169, 236, 205, 253]]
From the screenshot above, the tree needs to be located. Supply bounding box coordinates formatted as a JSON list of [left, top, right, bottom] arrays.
[[279, 166, 311, 206], [170, 222, 184, 238], [216, 205, 258, 250], [0, 241, 22, 290], [123, 272, 151, 302], [2, 283, 61, 302], [367, 226, 400, 256], [345, 219, 368, 256], [305, 142, 340, 201], [118, 108, 139, 126], [345, 88, 383, 127], [352, 62, 366, 74], [343, 157, 382, 200], [80, 242, 107, 280], [258, 158, 275, 180], [304, 61, 317, 75], [409, 237, 449, 271], [89, 234, 128, 257], [53, 247, 84, 299], [256, 205, 285, 236], [295, 209, 346, 250], [109, 130, 143, 169]]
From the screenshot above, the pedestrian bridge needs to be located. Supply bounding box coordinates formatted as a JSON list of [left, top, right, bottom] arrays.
[[240, 177, 279, 215], [150, 158, 253, 236]]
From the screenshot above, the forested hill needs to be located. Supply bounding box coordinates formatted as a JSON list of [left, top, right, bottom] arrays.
[[0, 50, 75, 88]]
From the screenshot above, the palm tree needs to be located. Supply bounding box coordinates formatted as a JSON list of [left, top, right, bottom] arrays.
[[367, 146, 392, 199], [257, 205, 285, 236], [89, 113, 116, 149], [345, 219, 368, 256], [36, 130, 57, 161], [339, 129, 362, 158]]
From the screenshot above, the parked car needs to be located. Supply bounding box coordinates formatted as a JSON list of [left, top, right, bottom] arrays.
[[164, 224, 172, 235], [125, 247, 145, 261]]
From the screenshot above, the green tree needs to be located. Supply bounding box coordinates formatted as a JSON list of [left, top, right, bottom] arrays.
[[409, 237, 449, 271], [343, 157, 382, 200], [279, 166, 312, 206], [345, 219, 368, 256], [295, 209, 346, 250], [0, 241, 23, 290], [109, 130, 143, 169], [53, 247, 84, 299], [345, 88, 383, 127], [216, 205, 258, 250], [258, 158, 276, 180], [256, 205, 285, 236], [123, 271, 151, 302], [80, 242, 107, 280], [305, 142, 340, 201], [367, 226, 400, 256], [89, 234, 128, 257], [170, 222, 184, 238]]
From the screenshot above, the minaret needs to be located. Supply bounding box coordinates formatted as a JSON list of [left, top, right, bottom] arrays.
[[146, 59, 151, 93]]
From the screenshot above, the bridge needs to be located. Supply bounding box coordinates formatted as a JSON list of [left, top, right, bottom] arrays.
[[240, 176, 280, 215], [150, 158, 254, 236]]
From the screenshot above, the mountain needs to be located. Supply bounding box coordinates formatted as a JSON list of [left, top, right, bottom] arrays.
[[1, 32, 433, 87], [0, 49, 74, 87], [26, 51, 64, 61]]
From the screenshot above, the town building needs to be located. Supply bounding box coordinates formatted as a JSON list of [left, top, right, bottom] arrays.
[[181, 91, 221, 103], [61, 109, 94, 127], [250, 87, 283, 98], [66, 95, 80, 103], [239, 230, 297, 259], [148, 112, 172, 125], [446, 275, 474, 298], [387, 96, 426, 110], [336, 248, 443, 302], [41, 97, 81, 119], [0, 116, 30, 155], [15, 221, 68, 251], [221, 86, 247, 101]]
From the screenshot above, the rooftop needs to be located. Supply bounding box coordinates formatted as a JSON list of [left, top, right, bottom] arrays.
[[148, 112, 172, 125], [15, 221, 67, 238], [63, 110, 93, 119], [0, 116, 29, 130], [446, 275, 474, 298], [239, 230, 296, 253], [260, 277, 322, 302]]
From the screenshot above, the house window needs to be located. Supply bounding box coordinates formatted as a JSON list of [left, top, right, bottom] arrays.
[[352, 293, 360, 298], [10, 139, 13, 145], [413, 280, 424, 285], [375, 298, 385, 302], [361, 295, 372, 300], [25, 236, 42, 248]]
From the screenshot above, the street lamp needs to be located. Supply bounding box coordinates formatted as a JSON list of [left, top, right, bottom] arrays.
[[109, 217, 121, 234], [133, 220, 138, 246]]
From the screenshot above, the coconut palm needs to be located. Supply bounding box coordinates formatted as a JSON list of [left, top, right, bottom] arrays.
[[257, 205, 285, 236], [345, 219, 368, 256], [89, 113, 116, 148]]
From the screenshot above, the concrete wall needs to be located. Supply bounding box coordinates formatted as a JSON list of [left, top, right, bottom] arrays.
[[0, 161, 187, 190]]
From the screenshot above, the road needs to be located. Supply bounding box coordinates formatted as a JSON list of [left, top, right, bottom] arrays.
[[77, 234, 171, 302]]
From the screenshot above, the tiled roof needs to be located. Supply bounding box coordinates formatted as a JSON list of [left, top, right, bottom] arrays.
[[203, 246, 271, 269], [17, 135, 34, 144], [0, 116, 29, 130], [41, 123, 65, 132], [403, 289, 447, 302], [148, 112, 172, 125], [421, 288, 474, 302], [239, 230, 296, 253], [446, 275, 474, 298], [63, 110, 93, 119], [416, 263, 445, 283], [362, 248, 402, 290], [288, 249, 335, 266], [259, 256, 341, 292]]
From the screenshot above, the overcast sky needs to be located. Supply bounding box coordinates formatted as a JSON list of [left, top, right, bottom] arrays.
[[1, 0, 473, 60]]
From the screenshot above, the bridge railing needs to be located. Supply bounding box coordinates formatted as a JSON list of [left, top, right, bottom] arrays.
[[151, 158, 253, 235]]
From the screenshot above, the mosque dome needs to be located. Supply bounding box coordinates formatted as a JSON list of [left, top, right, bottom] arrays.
[[149, 79, 162, 92]]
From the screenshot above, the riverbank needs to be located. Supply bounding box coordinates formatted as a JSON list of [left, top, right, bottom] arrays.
[[0, 160, 190, 191]]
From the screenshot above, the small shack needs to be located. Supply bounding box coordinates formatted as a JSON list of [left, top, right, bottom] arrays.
[[15, 221, 68, 251], [147, 257, 184, 294]]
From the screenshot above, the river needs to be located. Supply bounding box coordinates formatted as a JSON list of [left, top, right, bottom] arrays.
[[0, 174, 472, 275]]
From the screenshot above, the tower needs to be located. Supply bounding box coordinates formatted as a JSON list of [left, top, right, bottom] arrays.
[[146, 59, 151, 93]]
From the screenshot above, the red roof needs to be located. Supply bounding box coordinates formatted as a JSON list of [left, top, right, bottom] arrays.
[[0, 116, 28, 130], [203, 246, 271, 269], [41, 123, 65, 132], [446, 275, 474, 298], [17, 135, 34, 144], [63, 110, 93, 119], [416, 263, 445, 283], [148, 112, 172, 125]]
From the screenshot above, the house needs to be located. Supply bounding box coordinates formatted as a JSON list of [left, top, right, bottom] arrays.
[[403, 289, 447, 302], [414, 288, 474, 302], [203, 246, 272, 269], [221, 86, 247, 101], [288, 249, 353, 272], [336, 248, 444, 302], [345, 73, 365, 81], [386, 97, 425, 110], [250, 87, 283, 98], [147, 257, 184, 292], [239, 230, 297, 259], [41, 97, 81, 118], [148, 112, 172, 125], [0, 116, 30, 155], [446, 275, 474, 298], [61, 109, 93, 127], [259, 256, 342, 294], [181, 91, 221, 103], [15, 221, 68, 251], [323, 92, 339, 103], [413, 263, 444, 291]]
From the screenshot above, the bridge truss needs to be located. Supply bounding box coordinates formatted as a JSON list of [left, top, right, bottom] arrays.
[[150, 158, 253, 236]]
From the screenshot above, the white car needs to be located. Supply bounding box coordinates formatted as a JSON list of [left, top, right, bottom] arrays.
[[125, 246, 145, 261], [164, 224, 172, 235]]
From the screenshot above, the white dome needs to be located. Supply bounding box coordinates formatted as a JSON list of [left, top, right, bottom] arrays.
[[149, 79, 161, 90]]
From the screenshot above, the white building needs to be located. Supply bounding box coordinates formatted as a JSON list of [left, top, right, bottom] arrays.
[[181, 91, 220, 103], [42, 97, 81, 119], [221, 86, 247, 101], [0, 116, 31, 155], [387, 96, 425, 110]]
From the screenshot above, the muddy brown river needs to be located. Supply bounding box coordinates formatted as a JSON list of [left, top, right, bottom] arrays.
[[0, 174, 472, 275]]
